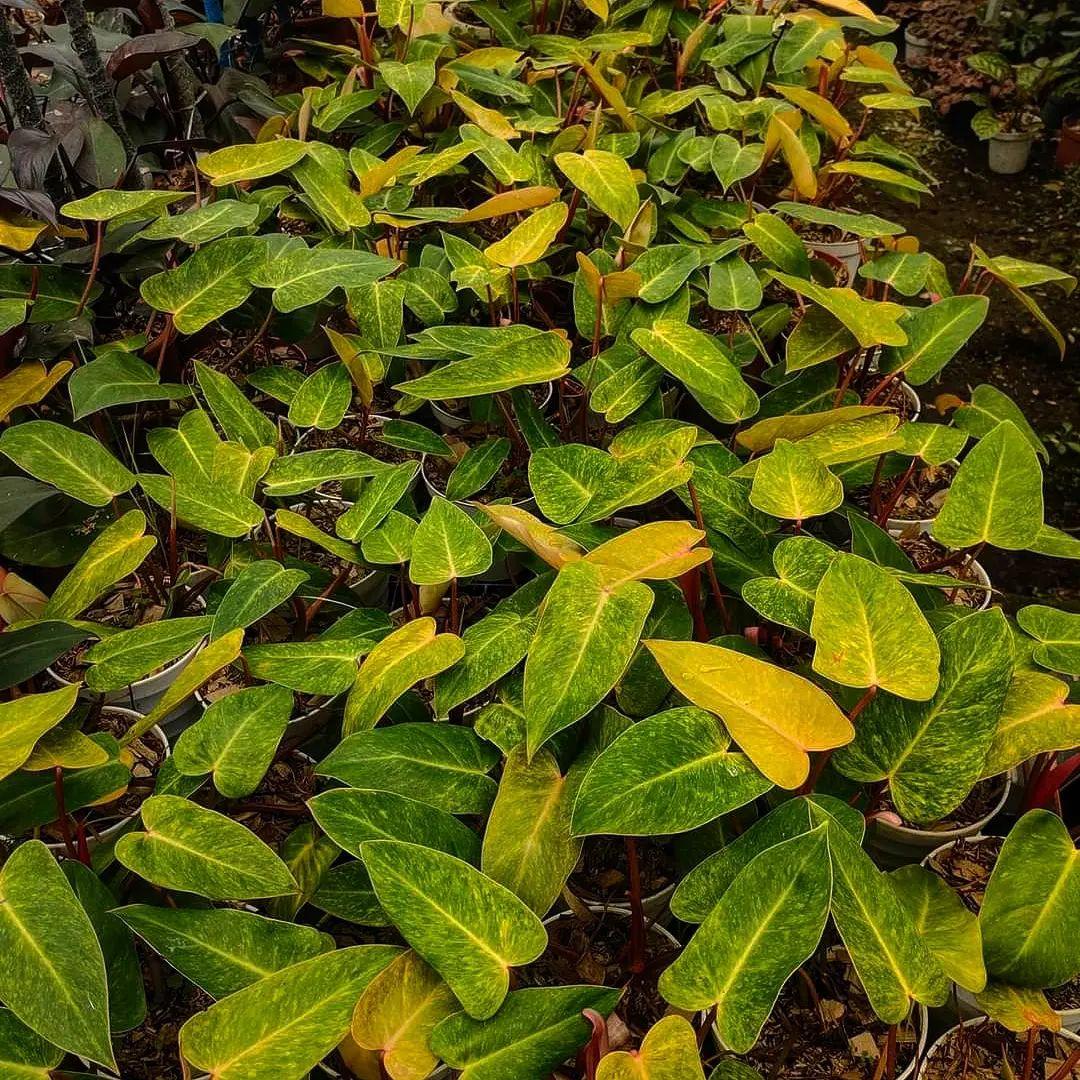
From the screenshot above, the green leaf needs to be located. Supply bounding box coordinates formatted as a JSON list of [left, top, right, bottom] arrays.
[[975, 984, 1059, 1032], [880, 296, 990, 386], [0, 841, 113, 1068], [555, 149, 640, 229], [981, 810, 1080, 988], [932, 421, 1043, 551], [172, 684, 294, 798], [786, 307, 858, 372], [0, 1008, 64, 1077], [61, 861, 145, 1033], [115, 795, 298, 900], [659, 827, 831, 1051], [262, 449, 383, 497], [631, 321, 759, 423], [342, 617, 465, 734], [433, 576, 549, 717], [0, 621, 88, 691], [808, 802, 948, 1021], [381, 59, 436, 114], [767, 272, 908, 347], [741, 535, 835, 633], [140, 473, 264, 538], [645, 640, 854, 790], [710, 135, 764, 192], [429, 985, 623, 1080], [572, 706, 771, 836], [523, 561, 654, 757], [211, 561, 309, 640], [317, 722, 500, 814], [62, 189, 187, 221], [363, 510, 418, 565], [337, 463, 420, 541], [632, 245, 701, 303], [195, 360, 278, 450], [481, 745, 582, 915], [180, 946, 401, 1078], [42, 510, 154, 620], [249, 246, 399, 312], [362, 840, 547, 1019], [982, 670, 1080, 777], [81, 616, 209, 692], [68, 352, 191, 419], [293, 149, 371, 232], [445, 438, 512, 502], [0, 420, 135, 506], [833, 610, 1012, 822], [138, 199, 260, 244], [889, 865, 986, 993], [953, 384, 1048, 461], [395, 331, 570, 400], [811, 553, 941, 701], [528, 443, 614, 523], [244, 634, 383, 695], [1017, 605, 1080, 676], [0, 684, 77, 781], [859, 252, 932, 297], [744, 212, 811, 278], [378, 419, 453, 456], [141, 237, 262, 333], [287, 363, 353, 429], [310, 787, 479, 865], [197, 139, 310, 185], [708, 253, 763, 312], [749, 439, 843, 520], [670, 795, 862, 923], [115, 904, 333, 1000], [410, 498, 493, 585]]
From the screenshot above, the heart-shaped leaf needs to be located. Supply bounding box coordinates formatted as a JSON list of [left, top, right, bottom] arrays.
[[409, 498, 493, 585], [0, 684, 78, 781], [362, 840, 547, 1019], [749, 439, 843, 521], [115, 795, 298, 900], [555, 149, 640, 229], [1017, 605, 1080, 676], [981, 671, 1080, 777], [597, 1015, 704, 1079]]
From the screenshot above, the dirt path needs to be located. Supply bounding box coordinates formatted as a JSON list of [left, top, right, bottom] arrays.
[[852, 102, 1080, 606]]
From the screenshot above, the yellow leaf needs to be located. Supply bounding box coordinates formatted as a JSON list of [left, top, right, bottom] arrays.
[[447, 48, 522, 73], [336, 1035, 381, 1080], [604, 269, 641, 302], [581, 0, 608, 20], [771, 115, 817, 197], [484, 202, 569, 268], [855, 44, 897, 73], [0, 213, 46, 252], [325, 326, 376, 407], [323, 0, 365, 15], [357, 145, 424, 198], [597, 1015, 704, 1080], [764, 108, 802, 158], [474, 504, 584, 569], [458, 186, 559, 224], [645, 639, 855, 789], [579, 57, 637, 132], [584, 521, 711, 587], [0, 567, 49, 623], [352, 951, 457, 1080], [736, 405, 890, 453], [770, 82, 852, 143], [575, 251, 603, 301], [0, 360, 73, 422], [256, 115, 290, 142], [803, 0, 886, 22], [449, 90, 518, 140]]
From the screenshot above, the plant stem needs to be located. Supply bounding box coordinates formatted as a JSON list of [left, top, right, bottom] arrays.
[[799, 685, 877, 794], [75, 220, 105, 318], [624, 837, 646, 974], [678, 566, 709, 642], [876, 459, 917, 528], [1048, 1047, 1080, 1080], [52, 766, 79, 862], [58, 0, 136, 159], [687, 480, 733, 634], [1021, 1024, 1038, 1080], [449, 576, 459, 635]]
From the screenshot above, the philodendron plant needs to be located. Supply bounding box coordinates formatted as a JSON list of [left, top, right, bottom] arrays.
[[1, 0, 1079, 1076]]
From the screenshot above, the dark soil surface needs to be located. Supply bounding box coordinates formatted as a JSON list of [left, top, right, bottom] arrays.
[[922, 1021, 1080, 1080], [861, 26, 1080, 610], [924, 834, 1004, 913], [226, 749, 317, 847], [518, 910, 680, 1038], [736, 950, 921, 1080], [569, 837, 677, 907], [897, 533, 987, 608]]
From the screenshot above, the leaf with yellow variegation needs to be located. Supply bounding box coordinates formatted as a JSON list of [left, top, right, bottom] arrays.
[[484, 203, 568, 268], [645, 640, 854, 789], [736, 406, 890, 453], [357, 146, 424, 197], [351, 950, 457, 1080], [769, 114, 817, 198], [975, 984, 1060, 1033], [596, 1015, 704, 1080], [770, 83, 852, 142], [473, 503, 585, 568], [457, 186, 559, 223], [449, 90, 518, 140], [0, 360, 70, 422], [981, 671, 1080, 778], [583, 521, 711, 586], [0, 213, 47, 252]]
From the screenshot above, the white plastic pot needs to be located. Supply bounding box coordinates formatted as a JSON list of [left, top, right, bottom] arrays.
[[918, 1017, 1080, 1078], [896, 381, 922, 423], [888, 528, 993, 613], [988, 131, 1035, 175], [48, 598, 207, 710], [809, 235, 863, 286], [44, 707, 170, 856], [430, 382, 554, 434], [883, 460, 960, 535], [869, 777, 1011, 868], [904, 26, 931, 69]]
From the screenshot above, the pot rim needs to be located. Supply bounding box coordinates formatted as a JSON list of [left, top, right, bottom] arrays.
[[877, 775, 1011, 844], [918, 1016, 1080, 1079]]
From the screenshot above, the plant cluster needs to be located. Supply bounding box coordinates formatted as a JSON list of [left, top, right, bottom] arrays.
[[0, 0, 1079, 1078]]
